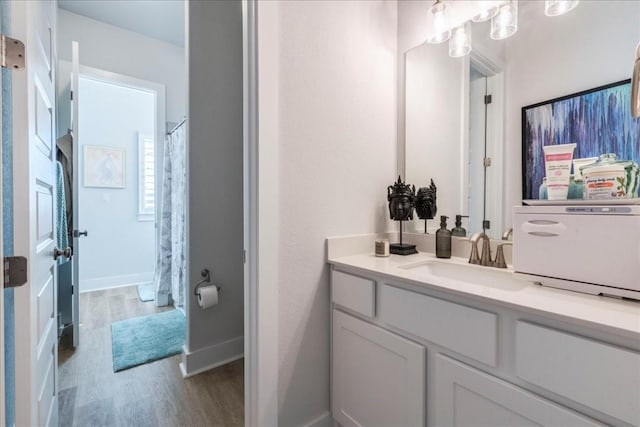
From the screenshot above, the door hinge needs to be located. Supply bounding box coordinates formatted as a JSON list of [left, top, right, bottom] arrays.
[[484, 94, 492, 105], [484, 157, 492, 168], [70, 90, 73, 101], [1, 35, 25, 70], [3, 256, 28, 288]]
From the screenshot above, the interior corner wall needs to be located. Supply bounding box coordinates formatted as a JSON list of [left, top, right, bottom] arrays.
[[183, 0, 244, 375], [503, 0, 640, 225], [256, 1, 398, 425], [56, 8, 185, 125]]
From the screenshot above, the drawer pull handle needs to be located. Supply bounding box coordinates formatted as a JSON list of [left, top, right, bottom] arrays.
[[522, 221, 566, 236]]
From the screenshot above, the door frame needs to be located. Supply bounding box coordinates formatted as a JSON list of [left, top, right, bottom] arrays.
[[242, 0, 278, 425], [0, 28, 5, 423], [7, 1, 276, 425], [73, 64, 166, 299]]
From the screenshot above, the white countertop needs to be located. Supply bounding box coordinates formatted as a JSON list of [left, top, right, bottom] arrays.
[[328, 249, 640, 341]]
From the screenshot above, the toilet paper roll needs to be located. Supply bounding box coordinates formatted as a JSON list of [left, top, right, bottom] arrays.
[[197, 285, 219, 309]]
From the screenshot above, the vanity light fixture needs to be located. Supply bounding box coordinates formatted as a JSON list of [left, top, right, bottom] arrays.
[[490, 0, 518, 40], [471, 1, 501, 23], [544, 0, 579, 17], [449, 22, 472, 58], [426, 0, 452, 44]]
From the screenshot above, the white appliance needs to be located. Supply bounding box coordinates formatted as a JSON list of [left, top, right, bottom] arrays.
[[513, 205, 640, 300]]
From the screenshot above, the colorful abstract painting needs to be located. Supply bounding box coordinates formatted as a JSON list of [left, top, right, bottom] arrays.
[[522, 80, 640, 200]]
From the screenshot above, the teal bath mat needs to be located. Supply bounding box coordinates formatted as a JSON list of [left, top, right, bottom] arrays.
[[111, 309, 185, 372], [137, 283, 154, 302]]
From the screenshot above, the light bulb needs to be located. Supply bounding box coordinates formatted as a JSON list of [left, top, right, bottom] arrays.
[[545, 0, 579, 17], [490, 0, 518, 40], [471, 1, 501, 23], [449, 22, 472, 58], [426, 0, 451, 44]]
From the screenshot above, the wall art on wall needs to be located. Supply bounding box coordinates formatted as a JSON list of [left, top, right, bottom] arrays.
[[521, 79, 640, 200], [83, 145, 126, 188]]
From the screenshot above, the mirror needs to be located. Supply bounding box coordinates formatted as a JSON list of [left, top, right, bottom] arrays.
[[403, 0, 639, 239]]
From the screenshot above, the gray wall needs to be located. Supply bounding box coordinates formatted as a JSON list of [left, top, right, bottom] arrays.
[[185, 0, 244, 369]]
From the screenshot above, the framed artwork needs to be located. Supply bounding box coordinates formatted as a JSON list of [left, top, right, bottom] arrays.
[[83, 145, 126, 188], [521, 79, 640, 200]]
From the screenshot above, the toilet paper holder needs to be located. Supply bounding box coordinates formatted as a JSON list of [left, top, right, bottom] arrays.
[[193, 268, 221, 296]]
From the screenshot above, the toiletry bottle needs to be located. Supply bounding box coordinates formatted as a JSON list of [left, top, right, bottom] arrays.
[[436, 215, 452, 259], [451, 215, 468, 237]]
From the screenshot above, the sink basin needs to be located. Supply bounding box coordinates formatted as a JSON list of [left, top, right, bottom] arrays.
[[399, 260, 529, 291]]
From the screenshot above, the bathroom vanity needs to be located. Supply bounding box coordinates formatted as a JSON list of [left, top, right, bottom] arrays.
[[328, 236, 640, 427]]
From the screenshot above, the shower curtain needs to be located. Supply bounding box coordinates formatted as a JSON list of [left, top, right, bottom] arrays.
[[153, 121, 186, 307]]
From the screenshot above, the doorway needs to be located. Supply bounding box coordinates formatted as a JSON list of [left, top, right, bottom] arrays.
[[6, 1, 252, 425], [466, 56, 505, 236], [54, 1, 244, 426], [75, 73, 158, 295]]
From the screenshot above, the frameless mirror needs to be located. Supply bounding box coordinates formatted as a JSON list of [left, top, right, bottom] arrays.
[[403, 0, 639, 239]]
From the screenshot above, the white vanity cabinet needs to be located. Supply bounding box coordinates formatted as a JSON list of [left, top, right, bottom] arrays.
[[434, 354, 601, 427], [330, 266, 640, 427], [332, 310, 426, 427]]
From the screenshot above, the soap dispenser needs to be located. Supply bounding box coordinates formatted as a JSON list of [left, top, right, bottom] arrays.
[[451, 215, 468, 237], [436, 215, 452, 259]]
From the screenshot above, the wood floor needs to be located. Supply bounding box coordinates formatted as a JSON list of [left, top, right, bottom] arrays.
[[58, 285, 244, 427]]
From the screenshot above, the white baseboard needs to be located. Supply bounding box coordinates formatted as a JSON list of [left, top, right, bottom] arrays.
[[304, 411, 334, 427], [179, 335, 243, 378], [79, 272, 153, 293]]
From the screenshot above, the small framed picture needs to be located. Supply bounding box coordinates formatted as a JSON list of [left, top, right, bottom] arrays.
[[83, 145, 126, 188]]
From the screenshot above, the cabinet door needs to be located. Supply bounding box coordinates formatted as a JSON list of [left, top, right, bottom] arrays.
[[332, 310, 425, 427], [434, 354, 602, 427]]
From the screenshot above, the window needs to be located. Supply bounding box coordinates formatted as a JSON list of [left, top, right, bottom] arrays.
[[138, 134, 155, 221]]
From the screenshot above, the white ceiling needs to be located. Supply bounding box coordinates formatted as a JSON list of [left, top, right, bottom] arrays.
[[58, 0, 185, 47]]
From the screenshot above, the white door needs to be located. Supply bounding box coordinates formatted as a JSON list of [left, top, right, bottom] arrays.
[[70, 41, 81, 348], [12, 1, 59, 426], [332, 310, 426, 427]]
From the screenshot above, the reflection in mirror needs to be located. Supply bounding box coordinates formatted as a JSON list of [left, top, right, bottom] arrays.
[[405, 25, 504, 238], [403, 0, 639, 239]]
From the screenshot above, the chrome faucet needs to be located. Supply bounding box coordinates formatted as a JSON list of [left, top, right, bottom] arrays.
[[468, 232, 493, 267], [502, 227, 513, 241]]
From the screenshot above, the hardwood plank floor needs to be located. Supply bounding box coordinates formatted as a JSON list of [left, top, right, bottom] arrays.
[[58, 285, 244, 427]]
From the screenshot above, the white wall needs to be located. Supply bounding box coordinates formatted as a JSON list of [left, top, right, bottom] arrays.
[[77, 77, 156, 291], [258, 1, 398, 425], [502, 0, 640, 225], [57, 8, 185, 124]]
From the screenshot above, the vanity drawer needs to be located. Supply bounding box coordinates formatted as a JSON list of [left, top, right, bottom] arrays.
[[378, 284, 498, 366], [331, 270, 375, 318], [516, 321, 640, 426]]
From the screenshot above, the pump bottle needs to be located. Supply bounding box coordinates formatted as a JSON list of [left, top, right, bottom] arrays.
[[436, 215, 452, 258]]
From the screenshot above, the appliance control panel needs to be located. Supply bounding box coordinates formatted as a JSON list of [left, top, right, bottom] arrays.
[[565, 206, 632, 214]]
